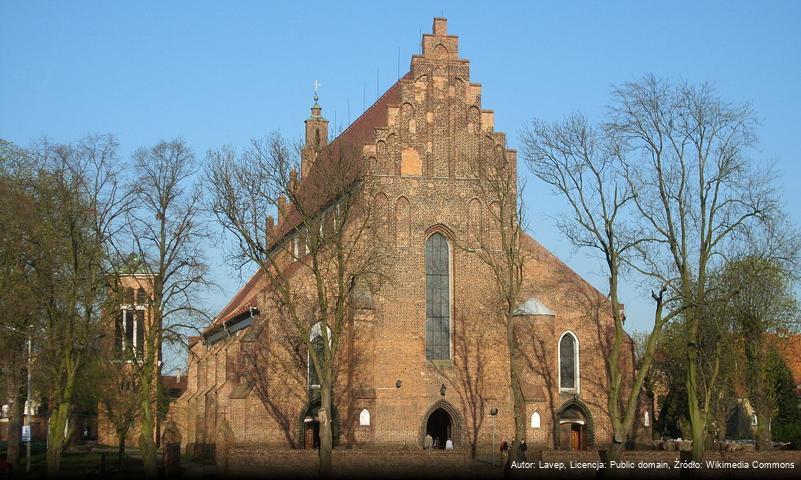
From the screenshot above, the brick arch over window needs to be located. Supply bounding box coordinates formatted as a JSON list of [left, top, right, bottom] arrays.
[[432, 43, 449, 60], [418, 400, 464, 447], [425, 231, 451, 360], [376, 140, 391, 176], [401, 102, 415, 137]]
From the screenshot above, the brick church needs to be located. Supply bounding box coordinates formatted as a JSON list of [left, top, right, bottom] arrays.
[[173, 18, 640, 457]]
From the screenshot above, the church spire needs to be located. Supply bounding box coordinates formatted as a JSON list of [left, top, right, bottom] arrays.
[[302, 80, 329, 179]]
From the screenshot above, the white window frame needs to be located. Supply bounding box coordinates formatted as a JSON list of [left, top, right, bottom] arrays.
[[119, 303, 146, 359], [557, 331, 580, 394], [359, 409, 371, 426], [424, 232, 454, 361], [531, 411, 541, 428], [308, 322, 332, 389]]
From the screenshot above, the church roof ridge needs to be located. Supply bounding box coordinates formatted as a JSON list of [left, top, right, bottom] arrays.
[[272, 72, 409, 242]]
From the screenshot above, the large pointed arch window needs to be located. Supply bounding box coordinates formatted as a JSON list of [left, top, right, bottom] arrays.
[[426, 233, 451, 360], [559, 332, 579, 392]]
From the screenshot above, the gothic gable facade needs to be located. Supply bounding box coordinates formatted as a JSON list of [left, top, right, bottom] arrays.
[[174, 17, 636, 456]]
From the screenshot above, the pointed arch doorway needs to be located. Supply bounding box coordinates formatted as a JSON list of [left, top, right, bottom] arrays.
[[556, 400, 593, 450], [420, 400, 462, 449], [298, 398, 341, 450], [426, 408, 452, 449]]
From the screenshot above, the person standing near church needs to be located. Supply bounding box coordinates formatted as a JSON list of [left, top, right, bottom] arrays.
[[445, 438, 454, 450], [500, 439, 509, 465], [519, 440, 527, 461], [424, 433, 433, 451]]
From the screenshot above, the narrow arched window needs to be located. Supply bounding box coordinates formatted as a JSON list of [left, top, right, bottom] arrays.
[[426, 233, 450, 360], [531, 411, 541, 428], [308, 335, 324, 388], [559, 332, 579, 392], [308, 323, 330, 389], [359, 409, 370, 426]]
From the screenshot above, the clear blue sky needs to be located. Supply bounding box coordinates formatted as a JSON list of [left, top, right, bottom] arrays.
[[2, 1, 800, 369]]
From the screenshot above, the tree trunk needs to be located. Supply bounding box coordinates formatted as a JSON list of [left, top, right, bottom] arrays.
[[47, 401, 71, 475], [506, 312, 526, 464], [607, 440, 625, 464], [5, 383, 22, 467], [139, 331, 159, 479], [685, 310, 706, 462], [117, 431, 126, 469], [139, 390, 157, 478], [319, 380, 333, 478], [756, 405, 772, 451], [745, 331, 772, 451]]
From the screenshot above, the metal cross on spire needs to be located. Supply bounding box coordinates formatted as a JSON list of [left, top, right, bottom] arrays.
[[313, 80, 321, 102]]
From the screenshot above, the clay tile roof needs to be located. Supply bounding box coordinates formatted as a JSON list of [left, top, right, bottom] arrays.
[[209, 268, 264, 328], [275, 72, 410, 241], [208, 74, 410, 333]]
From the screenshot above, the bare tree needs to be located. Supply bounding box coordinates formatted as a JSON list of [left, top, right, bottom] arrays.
[[207, 133, 388, 477], [606, 76, 782, 460], [522, 113, 685, 460], [126, 139, 211, 477], [455, 143, 530, 464]]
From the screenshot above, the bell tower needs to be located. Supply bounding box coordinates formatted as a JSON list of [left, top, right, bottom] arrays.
[[301, 81, 329, 179]]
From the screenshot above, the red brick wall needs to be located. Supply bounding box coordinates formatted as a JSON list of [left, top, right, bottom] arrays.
[[174, 17, 634, 455]]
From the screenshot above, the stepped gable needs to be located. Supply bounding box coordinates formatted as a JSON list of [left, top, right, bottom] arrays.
[[360, 17, 514, 180], [275, 18, 517, 241], [211, 17, 521, 330]]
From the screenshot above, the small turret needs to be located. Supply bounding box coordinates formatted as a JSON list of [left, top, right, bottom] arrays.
[[302, 82, 329, 179]]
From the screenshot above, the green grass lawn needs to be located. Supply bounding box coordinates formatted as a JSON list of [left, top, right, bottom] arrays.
[[1, 442, 146, 477]]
